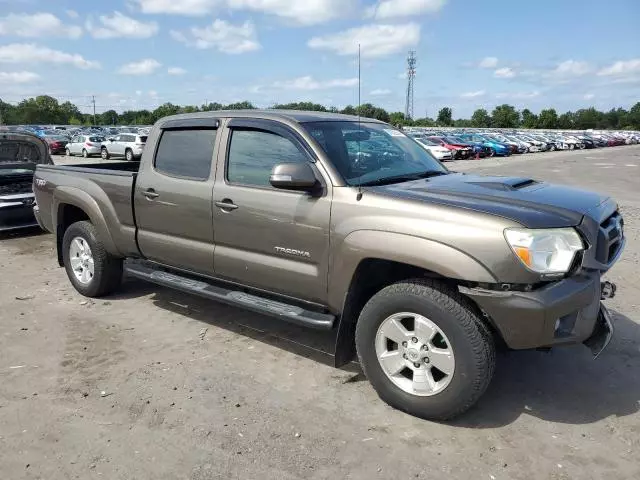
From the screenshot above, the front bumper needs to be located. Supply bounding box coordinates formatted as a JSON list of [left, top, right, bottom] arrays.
[[0, 194, 39, 232], [460, 271, 611, 352]]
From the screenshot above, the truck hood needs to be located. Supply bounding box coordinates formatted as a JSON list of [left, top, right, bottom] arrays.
[[374, 172, 609, 228], [0, 131, 51, 172]]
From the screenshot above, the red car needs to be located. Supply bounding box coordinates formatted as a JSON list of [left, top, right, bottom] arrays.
[[43, 135, 69, 155], [427, 136, 473, 160]]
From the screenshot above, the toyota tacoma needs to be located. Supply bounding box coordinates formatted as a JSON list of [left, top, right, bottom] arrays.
[[32, 111, 624, 420]]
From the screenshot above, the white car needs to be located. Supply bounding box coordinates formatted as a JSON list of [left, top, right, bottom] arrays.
[[101, 133, 147, 161], [65, 134, 106, 158], [415, 137, 454, 161]]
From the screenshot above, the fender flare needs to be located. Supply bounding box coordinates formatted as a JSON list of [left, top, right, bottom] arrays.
[[52, 186, 121, 258]]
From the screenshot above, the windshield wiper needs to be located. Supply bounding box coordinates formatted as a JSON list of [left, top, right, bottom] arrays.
[[359, 170, 448, 186]]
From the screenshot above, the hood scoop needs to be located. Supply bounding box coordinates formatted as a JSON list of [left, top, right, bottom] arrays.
[[465, 177, 538, 191]]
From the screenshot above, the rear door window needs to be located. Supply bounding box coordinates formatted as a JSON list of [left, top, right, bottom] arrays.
[[138, 136, 148, 143], [154, 129, 217, 180]]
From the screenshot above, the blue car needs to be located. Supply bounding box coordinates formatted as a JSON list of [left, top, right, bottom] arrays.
[[458, 134, 512, 157]]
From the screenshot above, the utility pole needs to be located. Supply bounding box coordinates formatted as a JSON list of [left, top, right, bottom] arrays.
[[92, 95, 96, 125]]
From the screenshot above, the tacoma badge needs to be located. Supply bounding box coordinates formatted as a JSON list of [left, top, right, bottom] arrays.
[[274, 246, 311, 258]]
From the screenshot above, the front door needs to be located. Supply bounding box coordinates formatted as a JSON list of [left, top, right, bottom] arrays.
[[109, 135, 124, 156], [212, 120, 331, 304], [135, 123, 219, 274]]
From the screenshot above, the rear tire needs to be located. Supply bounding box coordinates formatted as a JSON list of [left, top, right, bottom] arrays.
[[66, 147, 71, 156], [101, 148, 110, 160], [355, 279, 495, 421], [62, 221, 123, 298], [82, 149, 89, 158]]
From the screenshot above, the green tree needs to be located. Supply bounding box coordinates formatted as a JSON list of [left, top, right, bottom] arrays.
[[274, 102, 327, 111], [574, 107, 603, 129], [99, 109, 119, 125], [413, 117, 435, 127], [520, 108, 538, 129], [454, 118, 472, 127], [537, 108, 558, 129], [389, 111, 408, 126], [557, 111, 575, 129], [491, 104, 520, 128], [341, 105, 357, 115], [470, 108, 491, 127], [436, 107, 453, 126], [224, 101, 255, 110], [626, 102, 640, 129]]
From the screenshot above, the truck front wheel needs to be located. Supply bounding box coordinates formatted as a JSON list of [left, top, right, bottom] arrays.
[[355, 279, 495, 420], [62, 221, 123, 297]]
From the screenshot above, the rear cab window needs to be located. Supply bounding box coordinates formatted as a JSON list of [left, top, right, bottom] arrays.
[[154, 129, 217, 180]]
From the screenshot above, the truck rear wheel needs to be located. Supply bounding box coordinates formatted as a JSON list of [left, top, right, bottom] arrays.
[[62, 221, 123, 297], [355, 279, 495, 421]]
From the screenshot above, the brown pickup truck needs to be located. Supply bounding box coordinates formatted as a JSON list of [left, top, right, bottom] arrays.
[[32, 111, 624, 420]]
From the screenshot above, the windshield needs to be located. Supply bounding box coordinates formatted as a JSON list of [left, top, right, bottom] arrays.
[[304, 121, 447, 186], [415, 138, 438, 146], [46, 135, 68, 141]]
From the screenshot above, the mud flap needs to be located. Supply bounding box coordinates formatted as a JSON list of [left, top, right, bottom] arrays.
[[583, 304, 614, 359]]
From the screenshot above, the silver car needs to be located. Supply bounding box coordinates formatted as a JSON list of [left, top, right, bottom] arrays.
[[65, 134, 106, 158], [101, 133, 147, 161]]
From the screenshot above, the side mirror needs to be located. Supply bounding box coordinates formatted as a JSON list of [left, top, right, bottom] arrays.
[[270, 163, 318, 192]]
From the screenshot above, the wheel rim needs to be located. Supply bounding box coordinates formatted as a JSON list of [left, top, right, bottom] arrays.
[[126, 150, 132, 160], [83, 149, 88, 157], [66, 148, 70, 156], [101, 149, 108, 159], [375, 312, 455, 397], [69, 236, 95, 285]]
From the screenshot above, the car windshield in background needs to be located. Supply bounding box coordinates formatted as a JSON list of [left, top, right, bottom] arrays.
[[416, 138, 438, 146], [47, 136, 68, 141], [304, 122, 447, 186], [89, 136, 105, 142]]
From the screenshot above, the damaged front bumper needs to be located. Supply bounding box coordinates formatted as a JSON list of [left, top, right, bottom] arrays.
[[460, 274, 617, 357]]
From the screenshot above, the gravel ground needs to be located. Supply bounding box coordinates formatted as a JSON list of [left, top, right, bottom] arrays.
[[1, 146, 639, 480]]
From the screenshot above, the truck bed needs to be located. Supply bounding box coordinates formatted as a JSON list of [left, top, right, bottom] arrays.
[[43, 160, 140, 175]]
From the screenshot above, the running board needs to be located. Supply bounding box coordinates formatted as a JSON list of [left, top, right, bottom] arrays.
[[124, 263, 335, 330]]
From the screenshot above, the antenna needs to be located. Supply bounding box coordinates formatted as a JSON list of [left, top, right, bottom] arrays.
[[405, 51, 416, 120], [357, 43, 363, 201]]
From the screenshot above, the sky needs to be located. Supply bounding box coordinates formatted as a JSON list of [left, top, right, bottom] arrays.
[[0, 0, 638, 118]]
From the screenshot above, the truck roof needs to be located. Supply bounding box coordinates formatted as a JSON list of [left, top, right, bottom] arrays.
[[157, 109, 385, 126]]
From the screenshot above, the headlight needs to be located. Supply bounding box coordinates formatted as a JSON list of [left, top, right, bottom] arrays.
[[504, 228, 584, 274]]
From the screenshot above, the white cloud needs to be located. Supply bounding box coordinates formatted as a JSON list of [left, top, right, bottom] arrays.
[[0, 71, 40, 84], [66, 10, 79, 19], [134, 0, 218, 15], [496, 91, 540, 99], [308, 23, 420, 58], [397, 72, 407, 79], [226, 0, 353, 25], [370, 88, 391, 96], [0, 43, 100, 69], [134, 0, 353, 24], [367, 0, 446, 19], [272, 76, 358, 90], [478, 56, 498, 68], [494, 67, 515, 78], [460, 90, 485, 98], [597, 59, 640, 76], [88, 11, 159, 39], [117, 58, 162, 75], [551, 60, 591, 76], [584, 93, 595, 100], [0, 13, 82, 39], [168, 66, 187, 75], [171, 20, 260, 54]]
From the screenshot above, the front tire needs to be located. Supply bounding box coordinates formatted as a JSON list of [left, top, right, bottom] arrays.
[[125, 149, 134, 161], [82, 149, 89, 158], [355, 279, 495, 421], [62, 221, 123, 297], [66, 147, 71, 156], [101, 148, 110, 160]]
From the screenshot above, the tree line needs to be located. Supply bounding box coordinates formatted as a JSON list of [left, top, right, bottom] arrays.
[[1, 95, 639, 130]]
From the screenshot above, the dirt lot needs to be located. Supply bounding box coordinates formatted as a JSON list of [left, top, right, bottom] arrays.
[[1, 146, 639, 479]]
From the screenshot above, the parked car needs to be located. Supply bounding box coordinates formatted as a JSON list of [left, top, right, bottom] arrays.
[[457, 134, 512, 157], [414, 137, 454, 161], [65, 134, 106, 158], [33, 110, 624, 420], [43, 134, 69, 155], [426, 136, 473, 159], [101, 133, 147, 161], [447, 135, 492, 158], [1, 130, 51, 231]]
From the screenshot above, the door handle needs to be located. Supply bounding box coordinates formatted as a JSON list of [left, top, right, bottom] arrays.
[[143, 189, 159, 199], [215, 199, 238, 211]]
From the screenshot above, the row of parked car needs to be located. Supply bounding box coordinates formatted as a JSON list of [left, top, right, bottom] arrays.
[[10, 125, 152, 161], [405, 129, 640, 160]]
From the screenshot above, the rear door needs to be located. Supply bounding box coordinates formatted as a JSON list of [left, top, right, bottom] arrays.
[[212, 119, 331, 304], [134, 118, 220, 274]]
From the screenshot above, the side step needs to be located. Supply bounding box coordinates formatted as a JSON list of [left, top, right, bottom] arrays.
[[124, 263, 336, 330]]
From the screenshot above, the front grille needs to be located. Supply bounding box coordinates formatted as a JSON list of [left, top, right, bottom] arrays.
[[0, 181, 32, 196], [596, 211, 624, 264]]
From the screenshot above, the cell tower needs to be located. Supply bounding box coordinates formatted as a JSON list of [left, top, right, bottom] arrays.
[[405, 50, 416, 120]]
